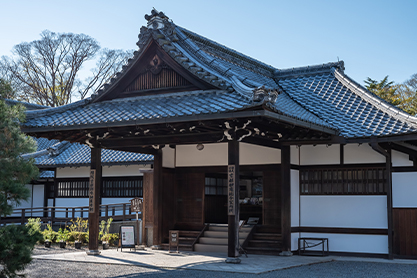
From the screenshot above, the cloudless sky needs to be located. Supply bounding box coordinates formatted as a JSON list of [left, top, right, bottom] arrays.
[[1, 0, 416, 87]]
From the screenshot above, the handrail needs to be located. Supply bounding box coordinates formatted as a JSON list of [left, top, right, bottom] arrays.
[[1, 203, 140, 225], [191, 223, 210, 250]]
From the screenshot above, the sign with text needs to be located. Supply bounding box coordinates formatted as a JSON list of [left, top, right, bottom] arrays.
[[120, 226, 135, 247], [130, 198, 143, 212], [228, 165, 236, 215], [88, 169, 96, 213], [169, 230, 179, 253]]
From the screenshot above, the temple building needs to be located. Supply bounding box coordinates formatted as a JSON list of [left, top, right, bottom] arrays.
[[21, 9, 417, 259]]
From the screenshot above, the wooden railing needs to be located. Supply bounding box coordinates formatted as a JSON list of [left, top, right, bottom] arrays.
[[0, 203, 140, 225]]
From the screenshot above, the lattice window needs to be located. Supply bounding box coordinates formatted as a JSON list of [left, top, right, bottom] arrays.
[[300, 167, 387, 195], [205, 177, 227, 195], [55, 177, 143, 198], [102, 177, 143, 197]]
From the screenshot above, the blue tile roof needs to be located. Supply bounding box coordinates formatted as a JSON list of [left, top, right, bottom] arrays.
[[20, 10, 417, 140]]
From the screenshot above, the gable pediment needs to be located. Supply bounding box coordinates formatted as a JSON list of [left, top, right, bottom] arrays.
[[94, 40, 216, 102]]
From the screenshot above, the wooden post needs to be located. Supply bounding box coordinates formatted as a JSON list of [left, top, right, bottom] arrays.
[[280, 145, 292, 256], [386, 148, 393, 259], [226, 139, 241, 263], [21, 209, 25, 225], [87, 147, 102, 255], [152, 149, 163, 248]]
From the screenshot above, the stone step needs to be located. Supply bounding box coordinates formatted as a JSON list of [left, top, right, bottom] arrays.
[[204, 230, 248, 238], [248, 239, 282, 248], [252, 233, 282, 240], [199, 237, 245, 245], [160, 243, 193, 252], [194, 243, 228, 253], [209, 225, 251, 232]]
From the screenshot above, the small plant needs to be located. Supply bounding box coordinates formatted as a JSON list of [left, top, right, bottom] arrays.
[[99, 218, 113, 243], [42, 224, 56, 242], [68, 217, 88, 243], [26, 218, 42, 238], [57, 228, 69, 242]]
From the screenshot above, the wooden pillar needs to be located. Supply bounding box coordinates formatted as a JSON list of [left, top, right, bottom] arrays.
[[226, 140, 240, 263], [280, 145, 292, 256], [386, 148, 393, 259], [153, 149, 163, 247], [87, 147, 102, 255]]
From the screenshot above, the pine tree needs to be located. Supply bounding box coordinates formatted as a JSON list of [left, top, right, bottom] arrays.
[[0, 79, 42, 277]]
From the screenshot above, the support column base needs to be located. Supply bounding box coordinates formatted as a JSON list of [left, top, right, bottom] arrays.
[[86, 250, 101, 256], [225, 257, 241, 264], [279, 251, 293, 256], [151, 245, 162, 250]]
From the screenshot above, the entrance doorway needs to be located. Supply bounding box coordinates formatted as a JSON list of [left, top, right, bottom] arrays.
[[204, 171, 264, 224]]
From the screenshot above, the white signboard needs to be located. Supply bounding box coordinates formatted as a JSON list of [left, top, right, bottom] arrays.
[[121, 226, 135, 246]]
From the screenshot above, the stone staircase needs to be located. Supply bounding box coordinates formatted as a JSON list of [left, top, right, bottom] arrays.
[[244, 225, 282, 255], [194, 224, 251, 253]]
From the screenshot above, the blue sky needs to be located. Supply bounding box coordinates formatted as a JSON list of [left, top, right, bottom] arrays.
[[1, 0, 416, 86]]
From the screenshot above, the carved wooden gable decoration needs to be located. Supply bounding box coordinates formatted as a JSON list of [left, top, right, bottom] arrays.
[[95, 41, 216, 102], [124, 54, 192, 93]]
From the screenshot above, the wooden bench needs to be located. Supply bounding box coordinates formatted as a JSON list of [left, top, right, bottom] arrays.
[[298, 237, 329, 256]]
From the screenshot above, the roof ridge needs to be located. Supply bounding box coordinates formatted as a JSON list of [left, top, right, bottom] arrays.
[[177, 26, 276, 76], [332, 68, 417, 126], [25, 98, 90, 119], [274, 61, 345, 79]]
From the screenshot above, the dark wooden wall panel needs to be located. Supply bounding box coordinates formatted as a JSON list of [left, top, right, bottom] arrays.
[[176, 172, 205, 225], [205, 195, 227, 224], [393, 208, 417, 257], [161, 169, 176, 241], [263, 170, 281, 226]]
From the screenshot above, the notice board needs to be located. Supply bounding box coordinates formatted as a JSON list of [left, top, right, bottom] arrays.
[[118, 225, 136, 251]]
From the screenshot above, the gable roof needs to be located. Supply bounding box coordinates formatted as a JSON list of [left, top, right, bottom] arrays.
[[21, 9, 417, 142]]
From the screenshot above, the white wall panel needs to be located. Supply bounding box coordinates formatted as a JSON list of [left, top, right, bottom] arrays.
[[291, 146, 299, 165], [101, 198, 132, 205], [103, 165, 145, 177], [176, 143, 228, 167], [291, 232, 300, 251], [393, 172, 417, 208], [299, 233, 388, 254], [32, 185, 44, 216], [57, 165, 149, 178], [392, 150, 413, 167], [300, 196, 387, 228], [240, 143, 280, 165], [162, 146, 176, 168], [57, 167, 90, 178], [291, 170, 300, 227], [300, 145, 339, 165], [344, 144, 385, 164]]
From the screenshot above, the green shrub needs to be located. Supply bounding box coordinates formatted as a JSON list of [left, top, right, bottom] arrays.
[[68, 217, 88, 243], [42, 224, 57, 242], [56, 228, 69, 242]]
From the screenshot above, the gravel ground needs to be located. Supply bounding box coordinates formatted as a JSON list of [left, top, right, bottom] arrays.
[[21, 245, 417, 278]]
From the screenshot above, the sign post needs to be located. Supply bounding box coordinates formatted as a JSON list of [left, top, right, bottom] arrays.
[[130, 198, 143, 247], [169, 230, 179, 253]]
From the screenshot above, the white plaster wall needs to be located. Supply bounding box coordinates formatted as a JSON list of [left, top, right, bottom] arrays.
[[291, 146, 299, 165], [291, 232, 300, 251], [300, 196, 387, 228], [57, 165, 149, 178], [291, 170, 300, 227], [393, 172, 417, 208], [32, 185, 44, 216], [162, 146, 176, 168], [101, 198, 135, 216], [176, 143, 228, 167], [344, 144, 385, 164], [392, 150, 414, 167], [55, 198, 89, 218], [300, 145, 339, 165], [299, 233, 388, 254], [240, 143, 280, 165], [56, 167, 90, 178]]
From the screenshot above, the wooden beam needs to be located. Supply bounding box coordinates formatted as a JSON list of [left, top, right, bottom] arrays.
[[280, 145, 292, 256], [226, 140, 240, 263], [87, 147, 102, 255], [152, 149, 163, 247]]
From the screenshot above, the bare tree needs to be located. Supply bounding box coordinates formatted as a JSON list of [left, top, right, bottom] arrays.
[[1, 30, 131, 107]]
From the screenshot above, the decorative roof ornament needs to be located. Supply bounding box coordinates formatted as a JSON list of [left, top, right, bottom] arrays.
[[145, 8, 169, 30], [253, 86, 281, 104]]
